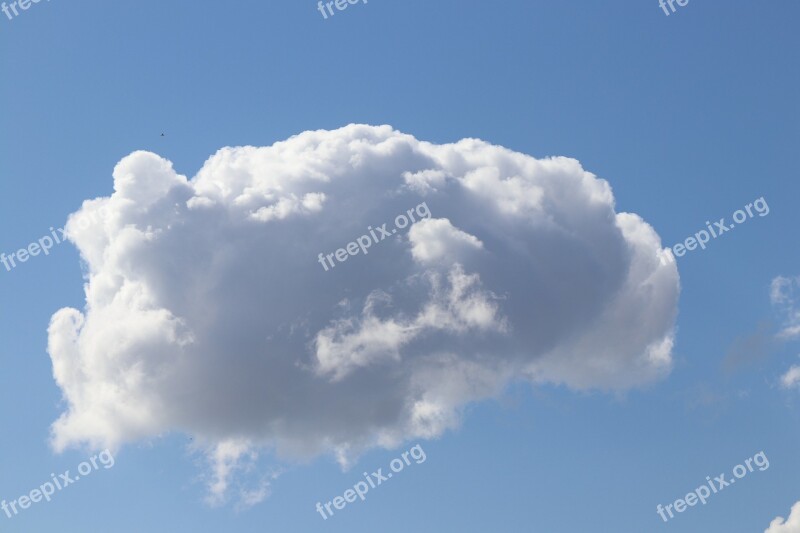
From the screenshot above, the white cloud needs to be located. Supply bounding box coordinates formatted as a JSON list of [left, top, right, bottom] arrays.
[[766, 501, 800, 533], [771, 276, 800, 339], [402, 169, 448, 195], [770, 275, 800, 389], [47, 124, 679, 503], [781, 364, 800, 390], [409, 218, 484, 264], [314, 265, 506, 381], [205, 439, 255, 507]]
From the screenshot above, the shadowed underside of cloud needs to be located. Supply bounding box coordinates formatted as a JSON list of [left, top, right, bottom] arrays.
[[47, 124, 679, 504]]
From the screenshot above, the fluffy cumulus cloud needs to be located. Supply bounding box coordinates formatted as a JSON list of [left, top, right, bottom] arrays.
[[47, 124, 679, 502], [766, 501, 800, 533]]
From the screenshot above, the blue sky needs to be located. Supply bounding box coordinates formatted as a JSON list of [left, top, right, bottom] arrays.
[[1, 1, 799, 532]]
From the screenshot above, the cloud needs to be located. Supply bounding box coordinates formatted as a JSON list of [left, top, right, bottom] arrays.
[[770, 276, 800, 389], [766, 501, 800, 533], [409, 218, 484, 264], [47, 124, 679, 503], [205, 439, 256, 507], [782, 364, 800, 390], [771, 276, 800, 340]]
